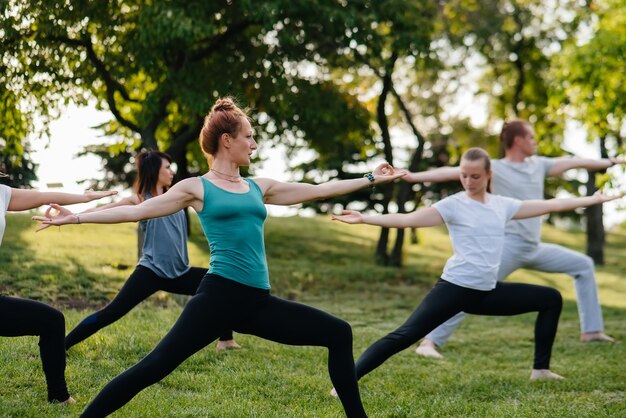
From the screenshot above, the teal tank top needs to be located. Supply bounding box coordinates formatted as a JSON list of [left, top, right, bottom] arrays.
[[197, 177, 270, 289]]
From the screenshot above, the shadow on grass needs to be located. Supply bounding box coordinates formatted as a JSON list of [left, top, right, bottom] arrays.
[[1, 214, 128, 309]]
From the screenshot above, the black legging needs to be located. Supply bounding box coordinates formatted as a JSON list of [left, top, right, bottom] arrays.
[[65, 266, 233, 350], [356, 279, 562, 380], [0, 295, 70, 402], [81, 274, 366, 418]]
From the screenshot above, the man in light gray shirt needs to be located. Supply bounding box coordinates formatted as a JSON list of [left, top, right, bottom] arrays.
[[405, 120, 622, 359]]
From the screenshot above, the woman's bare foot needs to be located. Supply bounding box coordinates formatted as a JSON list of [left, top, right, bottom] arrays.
[[415, 339, 443, 359], [52, 396, 76, 405], [530, 369, 565, 380], [580, 331, 615, 343], [216, 339, 242, 351]]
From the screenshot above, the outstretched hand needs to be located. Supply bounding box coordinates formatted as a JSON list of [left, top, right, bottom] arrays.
[[593, 190, 625, 204], [331, 210, 364, 224], [372, 163, 407, 184], [85, 190, 118, 201], [32, 203, 77, 231]]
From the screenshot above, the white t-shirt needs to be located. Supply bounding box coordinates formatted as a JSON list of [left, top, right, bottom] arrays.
[[433, 192, 522, 290], [491, 156, 554, 244], [0, 185, 12, 246]]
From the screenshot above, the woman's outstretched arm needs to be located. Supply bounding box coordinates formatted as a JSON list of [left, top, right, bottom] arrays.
[[256, 163, 406, 206], [33, 179, 199, 227], [332, 207, 444, 229], [402, 166, 460, 184], [513, 191, 623, 220]]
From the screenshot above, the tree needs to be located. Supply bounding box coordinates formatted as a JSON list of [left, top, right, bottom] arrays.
[[552, 0, 626, 263], [2, 0, 375, 188], [0, 86, 38, 187], [299, 1, 440, 265]]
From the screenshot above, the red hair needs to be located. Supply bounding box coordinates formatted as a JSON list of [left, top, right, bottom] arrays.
[[199, 97, 250, 157]]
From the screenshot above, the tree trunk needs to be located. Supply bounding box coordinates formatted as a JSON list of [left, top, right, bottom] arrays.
[[585, 137, 608, 264], [374, 55, 397, 265], [388, 86, 426, 267], [585, 171, 604, 265]]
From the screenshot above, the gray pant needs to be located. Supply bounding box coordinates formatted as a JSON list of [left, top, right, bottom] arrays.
[[425, 237, 604, 347]]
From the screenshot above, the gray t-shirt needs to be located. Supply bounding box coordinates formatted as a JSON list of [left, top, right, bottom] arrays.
[[0, 185, 11, 246], [433, 192, 522, 291], [138, 193, 191, 278], [491, 156, 554, 244]]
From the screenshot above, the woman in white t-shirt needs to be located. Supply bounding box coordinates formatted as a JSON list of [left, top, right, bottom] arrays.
[[0, 173, 115, 404], [332, 148, 622, 383]]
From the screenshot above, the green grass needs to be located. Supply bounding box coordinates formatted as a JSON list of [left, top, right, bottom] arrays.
[[1, 213, 625, 417]]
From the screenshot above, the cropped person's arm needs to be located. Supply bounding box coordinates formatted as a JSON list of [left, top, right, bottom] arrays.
[[8, 189, 117, 211]]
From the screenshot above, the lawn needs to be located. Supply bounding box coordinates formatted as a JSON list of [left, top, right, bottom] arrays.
[[1, 213, 624, 417]]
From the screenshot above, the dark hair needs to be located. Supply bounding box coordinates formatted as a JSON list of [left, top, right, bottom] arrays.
[[199, 97, 251, 157], [461, 147, 491, 171], [500, 120, 531, 150], [134, 150, 172, 198]]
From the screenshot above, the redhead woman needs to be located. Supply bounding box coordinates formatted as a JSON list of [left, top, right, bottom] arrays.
[[34, 97, 406, 417]]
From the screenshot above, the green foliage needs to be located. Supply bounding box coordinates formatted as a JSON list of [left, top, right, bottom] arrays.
[[1, 213, 625, 416], [441, 0, 588, 144], [0, 150, 39, 189], [553, 0, 626, 142], [2, 0, 389, 188], [0, 86, 39, 187]]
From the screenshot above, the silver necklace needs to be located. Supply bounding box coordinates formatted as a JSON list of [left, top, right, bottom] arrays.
[[210, 168, 243, 183]]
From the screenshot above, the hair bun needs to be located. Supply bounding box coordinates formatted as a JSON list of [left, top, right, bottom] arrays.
[[212, 98, 236, 112]]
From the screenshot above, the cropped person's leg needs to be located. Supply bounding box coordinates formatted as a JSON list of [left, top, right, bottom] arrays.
[[0, 295, 70, 402]]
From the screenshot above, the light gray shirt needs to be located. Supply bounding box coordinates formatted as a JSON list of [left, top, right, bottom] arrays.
[[138, 193, 191, 278], [433, 192, 522, 291], [491, 156, 555, 244], [0, 185, 11, 246]]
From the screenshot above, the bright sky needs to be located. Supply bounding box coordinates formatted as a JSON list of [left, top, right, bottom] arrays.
[[30, 104, 625, 226]]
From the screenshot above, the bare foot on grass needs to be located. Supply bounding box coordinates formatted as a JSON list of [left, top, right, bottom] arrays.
[[415, 339, 443, 359], [530, 369, 564, 380], [580, 332, 615, 343], [216, 339, 242, 351]]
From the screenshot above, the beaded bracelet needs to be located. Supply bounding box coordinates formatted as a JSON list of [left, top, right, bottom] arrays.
[[363, 172, 375, 183]]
